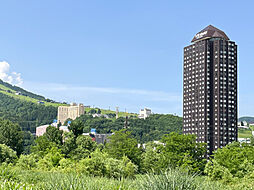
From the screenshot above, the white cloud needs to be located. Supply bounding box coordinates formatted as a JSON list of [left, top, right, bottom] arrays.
[[0, 61, 23, 85]]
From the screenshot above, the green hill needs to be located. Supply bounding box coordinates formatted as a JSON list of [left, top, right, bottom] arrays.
[[0, 92, 58, 132], [0, 79, 64, 107], [0, 79, 182, 140], [0, 79, 137, 132], [73, 113, 183, 143], [238, 116, 254, 123]]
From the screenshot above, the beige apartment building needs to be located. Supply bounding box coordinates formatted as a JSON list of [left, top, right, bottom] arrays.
[[57, 103, 85, 124]]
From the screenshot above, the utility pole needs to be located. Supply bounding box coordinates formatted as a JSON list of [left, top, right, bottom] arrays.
[[124, 108, 129, 129], [116, 107, 119, 119], [124, 115, 129, 129]]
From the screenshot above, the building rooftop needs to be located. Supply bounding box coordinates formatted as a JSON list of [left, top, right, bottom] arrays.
[[191, 25, 229, 43]]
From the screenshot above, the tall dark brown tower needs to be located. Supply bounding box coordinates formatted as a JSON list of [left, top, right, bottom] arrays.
[[183, 25, 237, 155]]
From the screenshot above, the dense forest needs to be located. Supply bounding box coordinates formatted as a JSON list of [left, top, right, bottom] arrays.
[[74, 114, 182, 143], [0, 92, 57, 132]]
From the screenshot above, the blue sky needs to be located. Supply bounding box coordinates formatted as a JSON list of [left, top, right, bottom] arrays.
[[0, 0, 253, 116]]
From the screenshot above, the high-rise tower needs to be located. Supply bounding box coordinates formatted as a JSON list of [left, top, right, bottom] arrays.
[[183, 25, 237, 155]]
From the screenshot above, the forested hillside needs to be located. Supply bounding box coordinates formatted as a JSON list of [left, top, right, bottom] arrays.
[[0, 92, 57, 132], [0, 79, 183, 140], [73, 113, 182, 143]]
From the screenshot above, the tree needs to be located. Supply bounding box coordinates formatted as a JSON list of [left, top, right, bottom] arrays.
[[23, 131, 35, 154], [205, 142, 254, 180], [141, 142, 163, 173], [71, 135, 97, 160], [0, 144, 17, 163], [16, 154, 38, 170], [0, 119, 24, 155], [88, 109, 97, 114], [37, 147, 64, 170], [44, 126, 63, 146], [31, 135, 57, 157], [160, 132, 206, 172], [105, 129, 142, 167], [68, 120, 84, 137], [62, 132, 77, 157]]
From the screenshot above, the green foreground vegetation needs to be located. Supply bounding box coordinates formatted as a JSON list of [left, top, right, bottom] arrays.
[[0, 167, 226, 190], [1, 118, 254, 189], [238, 128, 252, 138]]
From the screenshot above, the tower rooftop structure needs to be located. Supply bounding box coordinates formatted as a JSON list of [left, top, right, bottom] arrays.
[[191, 25, 230, 43]]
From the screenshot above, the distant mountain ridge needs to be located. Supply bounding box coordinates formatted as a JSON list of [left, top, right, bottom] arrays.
[[238, 117, 254, 123]]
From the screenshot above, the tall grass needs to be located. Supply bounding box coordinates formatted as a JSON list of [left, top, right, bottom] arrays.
[[0, 167, 229, 190], [138, 169, 227, 190], [0, 179, 33, 190], [36, 172, 136, 190]]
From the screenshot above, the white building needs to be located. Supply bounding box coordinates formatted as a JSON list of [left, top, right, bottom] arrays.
[[238, 121, 249, 129], [36, 124, 69, 136], [138, 108, 152, 119], [92, 113, 109, 119], [238, 138, 251, 144], [36, 125, 49, 137]]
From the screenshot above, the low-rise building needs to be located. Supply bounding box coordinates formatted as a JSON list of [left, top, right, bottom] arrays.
[[36, 125, 50, 136], [59, 126, 69, 133], [36, 124, 69, 136], [238, 120, 249, 129], [92, 113, 109, 119], [83, 129, 112, 144], [238, 138, 251, 144], [138, 108, 152, 119]]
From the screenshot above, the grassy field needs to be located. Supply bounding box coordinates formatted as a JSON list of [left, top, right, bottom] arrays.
[[84, 107, 137, 118], [238, 128, 253, 138], [0, 84, 65, 107]]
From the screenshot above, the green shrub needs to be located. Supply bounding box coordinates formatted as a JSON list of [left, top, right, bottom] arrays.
[[205, 142, 254, 182], [105, 156, 137, 178], [16, 154, 38, 170], [37, 147, 63, 171], [0, 144, 17, 164], [77, 149, 107, 176], [58, 158, 76, 172]]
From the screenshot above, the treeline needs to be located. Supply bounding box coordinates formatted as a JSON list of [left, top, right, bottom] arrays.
[[1, 118, 254, 189], [71, 113, 182, 143], [0, 93, 57, 132], [0, 118, 206, 176]]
